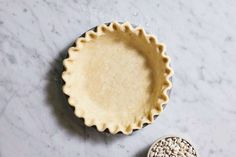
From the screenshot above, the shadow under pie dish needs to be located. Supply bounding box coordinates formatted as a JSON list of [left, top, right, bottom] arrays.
[[62, 21, 173, 135]]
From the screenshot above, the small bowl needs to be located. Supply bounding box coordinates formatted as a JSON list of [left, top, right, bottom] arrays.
[[147, 135, 198, 157]]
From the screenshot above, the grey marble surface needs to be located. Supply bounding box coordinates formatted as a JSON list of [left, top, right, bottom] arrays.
[[0, 0, 236, 156]]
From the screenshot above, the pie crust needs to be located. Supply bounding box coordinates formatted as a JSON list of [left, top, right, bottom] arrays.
[[62, 22, 173, 135]]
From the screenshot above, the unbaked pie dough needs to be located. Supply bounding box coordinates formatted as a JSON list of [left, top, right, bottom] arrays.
[[62, 22, 173, 135]]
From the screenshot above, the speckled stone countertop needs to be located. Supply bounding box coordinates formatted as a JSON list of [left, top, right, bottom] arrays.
[[0, 0, 236, 157]]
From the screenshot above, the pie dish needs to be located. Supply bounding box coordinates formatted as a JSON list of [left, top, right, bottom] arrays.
[[62, 21, 173, 135]]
